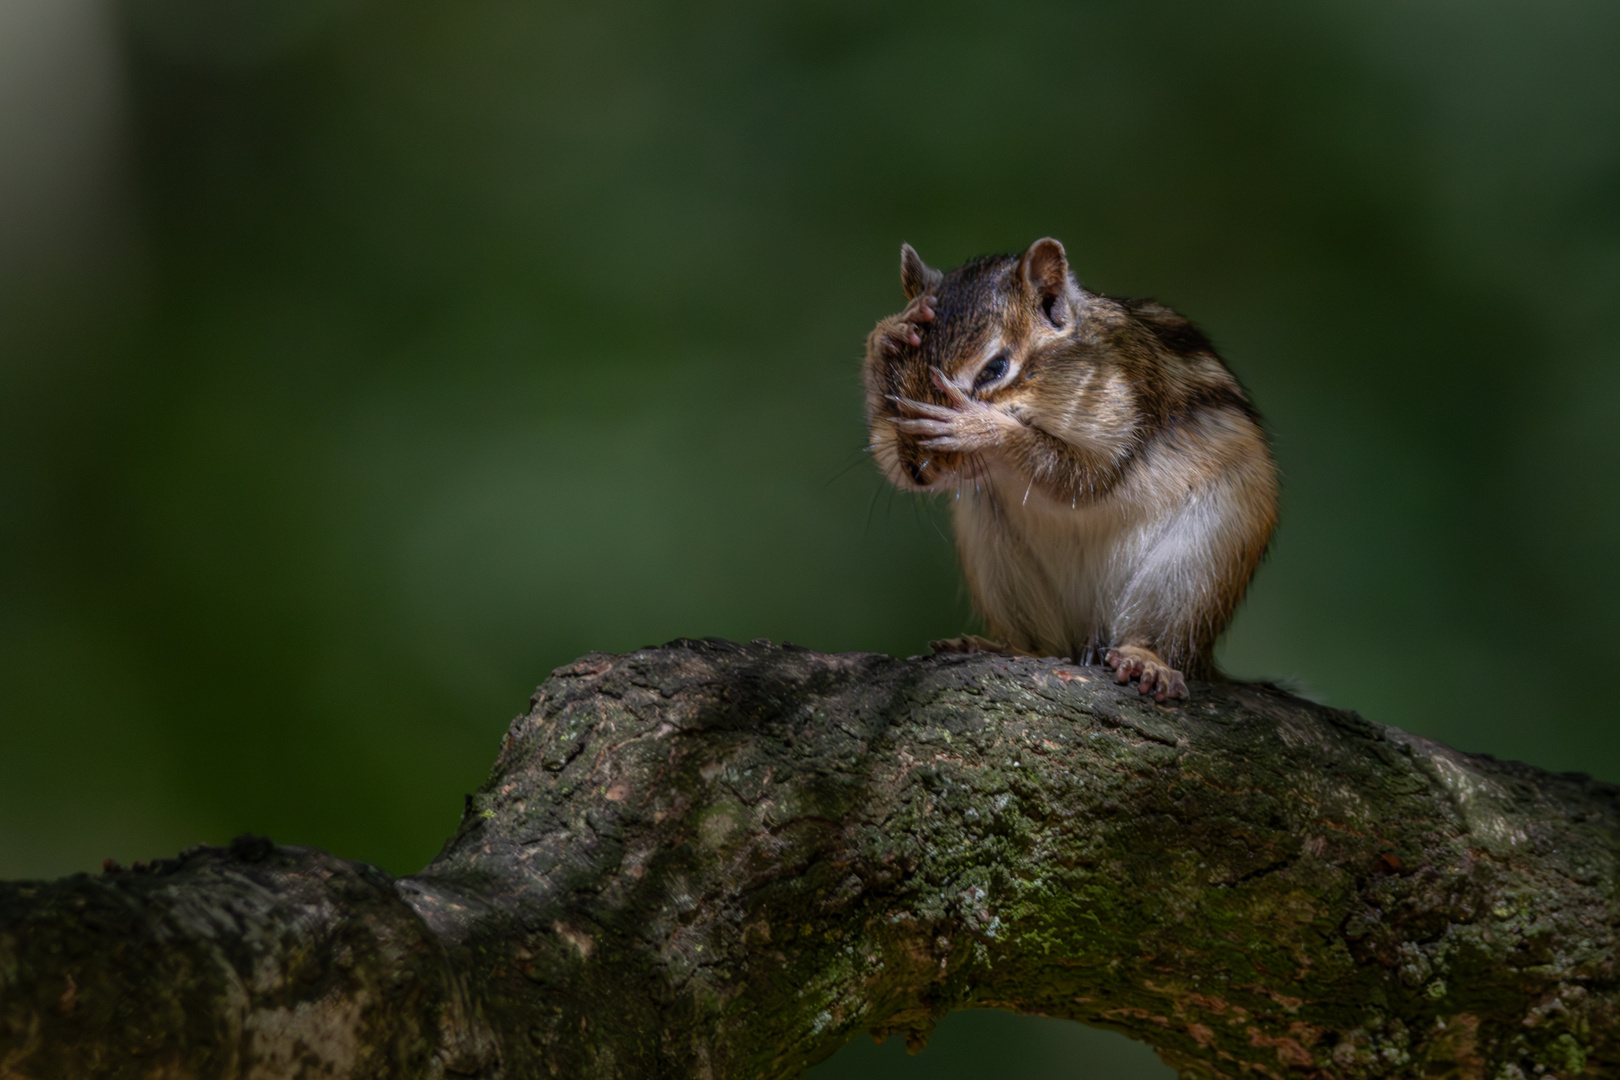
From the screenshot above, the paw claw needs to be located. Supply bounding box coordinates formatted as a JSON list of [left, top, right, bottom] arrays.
[[928, 368, 971, 408], [890, 396, 956, 422]]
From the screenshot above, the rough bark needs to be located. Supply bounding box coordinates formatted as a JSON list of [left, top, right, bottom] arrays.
[[2, 639, 1616, 1079]]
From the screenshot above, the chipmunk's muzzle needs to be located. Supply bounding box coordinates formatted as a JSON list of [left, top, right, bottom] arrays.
[[888, 426, 961, 491]]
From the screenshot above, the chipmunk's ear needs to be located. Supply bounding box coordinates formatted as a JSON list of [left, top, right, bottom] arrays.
[[1019, 237, 1075, 329], [900, 243, 942, 301]]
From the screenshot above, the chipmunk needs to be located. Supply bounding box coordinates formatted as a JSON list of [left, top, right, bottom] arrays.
[[863, 238, 1278, 701]]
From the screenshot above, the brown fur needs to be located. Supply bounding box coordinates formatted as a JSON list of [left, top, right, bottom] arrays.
[[863, 238, 1279, 699]]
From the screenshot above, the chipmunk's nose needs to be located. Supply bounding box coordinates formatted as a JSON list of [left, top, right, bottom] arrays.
[[906, 460, 928, 485]]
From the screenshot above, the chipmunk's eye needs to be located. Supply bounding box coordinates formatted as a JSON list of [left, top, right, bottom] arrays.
[[974, 353, 1009, 389]]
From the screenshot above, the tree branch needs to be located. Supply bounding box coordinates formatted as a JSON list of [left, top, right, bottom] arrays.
[[3, 640, 1616, 1079]]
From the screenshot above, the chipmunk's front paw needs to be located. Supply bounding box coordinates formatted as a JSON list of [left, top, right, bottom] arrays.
[[889, 369, 1017, 455], [930, 634, 1010, 655], [876, 293, 938, 354], [1106, 645, 1188, 702]]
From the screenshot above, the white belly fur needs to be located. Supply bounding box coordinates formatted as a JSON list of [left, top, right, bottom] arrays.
[[951, 442, 1245, 663]]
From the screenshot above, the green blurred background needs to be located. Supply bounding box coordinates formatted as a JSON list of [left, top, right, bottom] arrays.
[[2, 1, 1616, 1075]]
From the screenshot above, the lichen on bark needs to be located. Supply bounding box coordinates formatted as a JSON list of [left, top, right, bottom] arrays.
[[3, 639, 1617, 1078]]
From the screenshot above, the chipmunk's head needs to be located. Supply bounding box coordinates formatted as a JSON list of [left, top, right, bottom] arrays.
[[864, 237, 1086, 489]]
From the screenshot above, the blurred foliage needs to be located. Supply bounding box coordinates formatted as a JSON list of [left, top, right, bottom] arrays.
[[806, 1010, 1166, 1079], [1, 1, 1617, 1075]]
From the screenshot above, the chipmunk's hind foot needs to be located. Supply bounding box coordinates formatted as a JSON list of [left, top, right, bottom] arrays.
[[1106, 645, 1188, 702], [930, 634, 1010, 656]]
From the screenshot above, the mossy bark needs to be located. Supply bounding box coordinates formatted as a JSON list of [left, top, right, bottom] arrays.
[[3, 640, 1616, 1078]]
